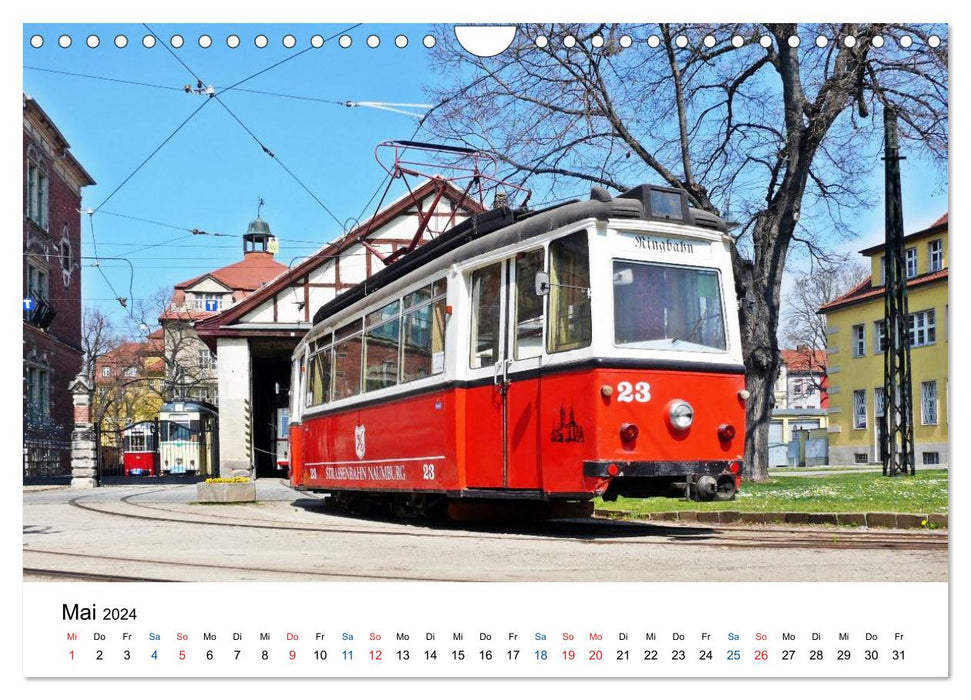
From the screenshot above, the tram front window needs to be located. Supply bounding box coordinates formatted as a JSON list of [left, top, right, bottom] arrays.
[[613, 261, 726, 351]]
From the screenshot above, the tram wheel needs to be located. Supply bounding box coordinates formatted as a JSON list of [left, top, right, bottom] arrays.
[[714, 477, 737, 501], [690, 475, 718, 502]]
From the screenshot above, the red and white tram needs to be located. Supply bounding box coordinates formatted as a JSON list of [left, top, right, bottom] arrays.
[[122, 421, 159, 477], [289, 184, 746, 516]]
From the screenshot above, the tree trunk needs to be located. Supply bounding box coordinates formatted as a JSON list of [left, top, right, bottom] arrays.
[[733, 214, 791, 482]]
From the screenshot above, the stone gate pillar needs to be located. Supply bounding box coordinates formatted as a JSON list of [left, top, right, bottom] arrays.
[[216, 337, 254, 478], [68, 374, 97, 488]]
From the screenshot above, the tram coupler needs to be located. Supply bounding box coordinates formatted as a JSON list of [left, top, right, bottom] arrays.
[[684, 473, 737, 502]]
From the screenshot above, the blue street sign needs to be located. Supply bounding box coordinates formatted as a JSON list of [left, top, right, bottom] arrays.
[[23, 298, 35, 311], [205, 299, 219, 312]]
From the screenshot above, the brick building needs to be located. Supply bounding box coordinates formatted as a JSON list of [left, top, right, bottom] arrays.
[[23, 95, 95, 477]]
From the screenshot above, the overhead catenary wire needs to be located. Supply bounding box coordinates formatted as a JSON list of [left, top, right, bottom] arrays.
[[24, 65, 184, 92], [26, 65, 431, 117], [216, 23, 362, 95], [141, 25, 349, 234], [212, 95, 347, 231], [36, 22, 471, 321], [91, 99, 211, 213]]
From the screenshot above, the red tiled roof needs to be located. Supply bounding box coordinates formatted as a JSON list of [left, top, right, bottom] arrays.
[[159, 308, 220, 322], [932, 213, 948, 227], [95, 338, 165, 380], [780, 347, 827, 372], [175, 252, 287, 292], [818, 268, 949, 313]]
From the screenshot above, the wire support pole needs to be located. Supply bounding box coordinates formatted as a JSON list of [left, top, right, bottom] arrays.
[[881, 106, 916, 478]]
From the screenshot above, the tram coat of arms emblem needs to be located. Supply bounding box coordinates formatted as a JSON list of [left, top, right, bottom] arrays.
[[355, 425, 366, 460]]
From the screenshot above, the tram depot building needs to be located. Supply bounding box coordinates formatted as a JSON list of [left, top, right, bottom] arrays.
[[192, 180, 480, 478], [819, 214, 949, 467]]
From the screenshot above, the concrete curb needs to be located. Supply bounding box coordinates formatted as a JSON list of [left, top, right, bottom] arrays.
[[594, 509, 947, 530]]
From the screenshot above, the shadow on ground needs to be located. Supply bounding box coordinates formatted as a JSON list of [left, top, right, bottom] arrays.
[[290, 496, 718, 542]]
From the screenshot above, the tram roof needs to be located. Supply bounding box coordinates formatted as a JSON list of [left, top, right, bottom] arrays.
[[160, 400, 218, 415], [312, 184, 728, 327]]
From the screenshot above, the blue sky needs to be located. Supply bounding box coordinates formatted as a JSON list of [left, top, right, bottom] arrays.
[[22, 22, 948, 331], [24, 22, 445, 323]]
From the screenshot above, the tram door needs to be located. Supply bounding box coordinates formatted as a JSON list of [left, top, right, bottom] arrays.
[[466, 249, 545, 489]]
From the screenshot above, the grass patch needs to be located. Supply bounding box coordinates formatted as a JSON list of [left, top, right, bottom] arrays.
[[596, 469, 948, 517]]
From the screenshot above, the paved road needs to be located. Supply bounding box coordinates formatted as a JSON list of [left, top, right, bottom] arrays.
[[23, 481, 947, 583]]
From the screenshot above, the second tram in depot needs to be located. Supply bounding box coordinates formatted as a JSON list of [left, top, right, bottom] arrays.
[[288, 184, 747, 518], [157, 400, 219, 477]]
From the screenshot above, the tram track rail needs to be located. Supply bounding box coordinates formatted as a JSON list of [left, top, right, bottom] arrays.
[[22, 548, 480, 583], [22, 567, 176, 583], [57, 486, 948, 554]]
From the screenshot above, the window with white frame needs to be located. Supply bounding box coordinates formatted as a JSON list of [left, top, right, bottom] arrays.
[[101, 366, 111, 378], [874, 320, 887, 353], [874, 387, 885, 418], [928, 239, 943, 272], [908, 309, 936, 347], [879, 255, 886, 285], [198, 349, 217, 370], [921, 380, 938, 425], [905, 247, 917, 278], [853, 389, 867, 429], [194, 293, 224, 311], [852, 324, 865, 357], [124, 366, 138, 379]]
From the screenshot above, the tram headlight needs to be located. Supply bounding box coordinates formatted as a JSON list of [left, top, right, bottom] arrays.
[[667, 400, 694, 431]]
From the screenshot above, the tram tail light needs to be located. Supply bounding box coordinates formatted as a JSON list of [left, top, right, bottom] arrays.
[[718, 424, 737, 441], [619, 423, 639, 443], [606, 463, 620, 477]]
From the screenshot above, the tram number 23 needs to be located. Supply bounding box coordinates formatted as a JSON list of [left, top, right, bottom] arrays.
[[616, 381, 651, 403], [422, 464, 436, 480]]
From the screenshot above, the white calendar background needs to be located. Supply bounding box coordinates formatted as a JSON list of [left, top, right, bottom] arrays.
[[23, 582, 948, 678]]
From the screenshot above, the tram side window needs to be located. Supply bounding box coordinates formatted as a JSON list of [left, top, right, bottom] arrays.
[[365, 300, 401, 392], [470, 263, 503, 369], [515, 249, 546, 360], [402, 297, 447, 382], [333, 322, 364, 400], [548, 231, 592, 353], [308, 348, 332, 406]]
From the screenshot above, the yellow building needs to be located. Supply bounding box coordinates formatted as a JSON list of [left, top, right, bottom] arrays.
[[819, 214, 948, 467]]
